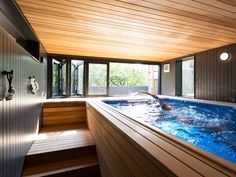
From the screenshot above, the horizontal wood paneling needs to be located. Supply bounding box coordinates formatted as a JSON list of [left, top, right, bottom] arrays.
[[87, 101, 235, 177], [43, 101, 86, 108], [0, 30, 47, 177], [16, 0, 236, 61], [43, 101, 87, 127]]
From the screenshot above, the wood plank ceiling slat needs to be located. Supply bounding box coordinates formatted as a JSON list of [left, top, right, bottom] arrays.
[[16, 0, 236, 61]]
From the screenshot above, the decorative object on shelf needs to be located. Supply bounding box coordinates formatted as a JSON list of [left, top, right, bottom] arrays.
[[2, 70, 15, 100], [28, 76, 39, 94], [220, 52, 230, 61]]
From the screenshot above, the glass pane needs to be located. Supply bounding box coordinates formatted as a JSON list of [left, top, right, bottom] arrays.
[[109, 63, 160, 96], [71, 60, 84, 96], [61, 61, 66, 95], [88, 63, 107, 95], [52, 59, 66, 96], [182, 59, 194, 97], [52, 59, 59, 96]]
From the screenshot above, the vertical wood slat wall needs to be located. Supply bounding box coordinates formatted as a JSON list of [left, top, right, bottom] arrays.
[[161, 43, 236, 103], [195, 44, 236, 102], [0, 31, 47, 177]]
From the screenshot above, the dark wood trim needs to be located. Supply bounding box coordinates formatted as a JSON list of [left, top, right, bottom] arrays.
[[47, 59, 52, 98], [107, 63, 110, 96], [66, 59, 71, 97], [175, 60, 182, 96], [48, 54, 161, 65], [84, 61, 89, 97], [159, 65, 162, 95], [193, 54, 197, 99]]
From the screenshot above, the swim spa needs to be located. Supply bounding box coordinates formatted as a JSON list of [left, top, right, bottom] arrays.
[[87, 97, 236, 177], [104, 98, 236, 164]]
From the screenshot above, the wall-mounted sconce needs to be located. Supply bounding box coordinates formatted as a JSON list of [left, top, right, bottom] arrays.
[[2, 70, 15, 100], [220, 52, 230, 61]]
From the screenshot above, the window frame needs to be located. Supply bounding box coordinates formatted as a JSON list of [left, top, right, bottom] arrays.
[[48, 56, 161, 98], [85, 61, 109, 97], [175, 56, 195, 98]]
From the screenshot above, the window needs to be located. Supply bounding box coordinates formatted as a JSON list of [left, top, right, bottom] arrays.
[[182, 58, 194, 97], [50, 58, 160, 97], [71, 60, 84, 96], [52, 59, 66, 96], [109, 63, 160, 96], [88, 63, 108, 95]]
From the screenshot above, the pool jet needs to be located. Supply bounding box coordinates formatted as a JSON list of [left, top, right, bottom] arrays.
[[139, 90, 171, 111]]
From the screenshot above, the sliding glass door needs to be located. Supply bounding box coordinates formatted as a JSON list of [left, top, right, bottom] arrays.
[[182, 58, 194, 97]]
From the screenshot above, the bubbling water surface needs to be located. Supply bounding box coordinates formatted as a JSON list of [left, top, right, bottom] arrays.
[[105, 99, 236, 163]]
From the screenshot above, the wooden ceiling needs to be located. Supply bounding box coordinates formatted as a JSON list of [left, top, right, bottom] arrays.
[[15, 0, 236, 62]]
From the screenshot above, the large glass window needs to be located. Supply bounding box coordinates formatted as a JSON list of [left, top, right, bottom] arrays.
[[71, 60, 84, 96], [109, 63, 160, 96], [52, 59, 66, 96], [50, 58, 160, 97], [182, 58, 194, 97], [88, 63, 108, 95]]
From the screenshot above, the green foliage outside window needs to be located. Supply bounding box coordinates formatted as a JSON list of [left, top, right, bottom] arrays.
[[109, 63, 148, 86]]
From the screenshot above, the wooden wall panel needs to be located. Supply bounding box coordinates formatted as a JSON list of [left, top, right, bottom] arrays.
[[87, 101, 235, 177], [0, 30, 47, 177], [195, 44, 236, 102]]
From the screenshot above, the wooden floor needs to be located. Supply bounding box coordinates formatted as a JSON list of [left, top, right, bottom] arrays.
[[21, 101, 101, 177]]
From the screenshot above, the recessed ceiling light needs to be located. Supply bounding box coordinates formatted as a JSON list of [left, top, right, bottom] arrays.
[[220, 52, 230, 61]]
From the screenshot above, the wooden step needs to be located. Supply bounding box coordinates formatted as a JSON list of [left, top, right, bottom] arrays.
[[42, 165, 101, 177], [22, 128, 100, 177], [43, 101, 86, 108], [41, 123, 88, 133], [22, 101, 101, 177], [27, 128, 95, 156], [43, 114, 86, 126], [43, 107, 86, 117], [42, 101, 87, 127], [22, 155, 100, 177]]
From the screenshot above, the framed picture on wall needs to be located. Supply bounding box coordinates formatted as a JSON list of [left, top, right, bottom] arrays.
[[163, 64, 170, 73]]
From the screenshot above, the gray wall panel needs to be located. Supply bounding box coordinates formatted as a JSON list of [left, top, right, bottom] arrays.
[[0, 31, 47, 177], [161, 43, 236, 103]]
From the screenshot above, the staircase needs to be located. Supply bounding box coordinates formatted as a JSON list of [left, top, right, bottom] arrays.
[[21, 101, 100, 177]]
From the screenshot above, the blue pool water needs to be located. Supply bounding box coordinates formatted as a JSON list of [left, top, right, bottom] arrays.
[[104, 98, 236, 163]]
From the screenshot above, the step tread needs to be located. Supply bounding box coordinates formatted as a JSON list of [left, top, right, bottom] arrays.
[[43, 101, 86, 108], [40, 123, 88, 133], [22, 155, 99, 176], [28, 127, 95, 155]]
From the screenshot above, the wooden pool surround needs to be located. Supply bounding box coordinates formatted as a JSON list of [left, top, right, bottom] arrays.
[[86, 99, 236, 177]]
